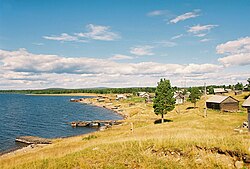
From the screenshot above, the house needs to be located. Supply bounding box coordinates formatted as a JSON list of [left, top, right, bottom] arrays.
[[242, 96, 250, 132], [174, 92, 185, 104], [214, 88, 228, 95], [243, 85, 249, 91], [206, 95, 239, 112], [138, 92, 150, 99], [116, 94, 127, 100]]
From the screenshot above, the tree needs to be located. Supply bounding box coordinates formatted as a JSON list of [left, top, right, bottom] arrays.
[[247, 78, 250, 91], [188, 87, 201, 108], [153, 79, 175, 123], [207, 86, 214, 94], [235, 82, 243, 90]]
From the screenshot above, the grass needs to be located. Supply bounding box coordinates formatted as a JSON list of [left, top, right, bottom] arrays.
[[0, 92, 249, 169]]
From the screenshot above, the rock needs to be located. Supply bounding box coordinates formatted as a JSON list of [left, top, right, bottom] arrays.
[[92, 147, 99, 151], [235, 161, 244, 169], [99, 126, 107, 131], [195, 158, 202, 164]]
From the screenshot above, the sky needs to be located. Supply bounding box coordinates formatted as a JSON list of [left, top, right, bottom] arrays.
[[0, 0, 250, 89]]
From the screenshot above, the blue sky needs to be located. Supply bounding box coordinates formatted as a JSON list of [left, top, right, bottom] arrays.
[[0, 0, 250, 89]]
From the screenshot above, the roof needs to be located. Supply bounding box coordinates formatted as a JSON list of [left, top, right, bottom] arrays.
[[206, 95, 238, 103], [214, 88, 227, 93], [174, 92, 184, 99], [242, 96, 250, 107]]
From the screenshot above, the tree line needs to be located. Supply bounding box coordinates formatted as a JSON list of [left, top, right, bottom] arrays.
[[0, 87, 156, 94]]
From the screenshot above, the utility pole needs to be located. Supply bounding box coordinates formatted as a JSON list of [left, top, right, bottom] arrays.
[[204, 83, 207, 118]]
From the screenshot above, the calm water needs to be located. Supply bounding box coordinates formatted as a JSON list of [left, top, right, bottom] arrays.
[[0, 94, 122, 152]]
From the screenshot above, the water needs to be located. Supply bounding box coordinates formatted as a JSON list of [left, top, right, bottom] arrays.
[[0, 94, 122, 152]]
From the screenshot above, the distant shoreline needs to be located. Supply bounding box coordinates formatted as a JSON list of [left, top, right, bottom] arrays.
[[26, 93, 99, 97]]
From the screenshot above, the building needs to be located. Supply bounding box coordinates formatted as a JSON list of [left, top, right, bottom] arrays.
[[214, 88, 228, 95], [116, 94, 127, 100], [138, 92, 150, 99], [242, 96, 250, 132], [174, 92, 185, 104], [206, 95, 239, 112]]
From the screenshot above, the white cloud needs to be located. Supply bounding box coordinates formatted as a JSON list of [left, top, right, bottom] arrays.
[[188, 24, 218, 34], [75, 24, 120, 41], [170, 10, 200, 24], [195, 33, 207, 37], [200, 38, 211, 42], [32, 42, 44, 46], [108, 54, 133, 60], [130, 45, 154, 56], [43, 24, 119, 42], [43, 33, 79, 42], [218, 53, 250, 67], [6, 48, 250, 89], [0, 49, 221, 76], [154, 41, 177, 47], [147, 10, 168, 16], [171, 34, 184, 40], [217, 37, 250, 66], [216, 36, 250, 54]]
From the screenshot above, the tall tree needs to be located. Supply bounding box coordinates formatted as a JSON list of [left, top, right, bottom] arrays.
[[188, 87, 201, 108], [153, 79, 175, 123]]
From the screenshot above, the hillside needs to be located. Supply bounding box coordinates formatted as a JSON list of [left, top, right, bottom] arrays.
[[0, 92, 250, 169]]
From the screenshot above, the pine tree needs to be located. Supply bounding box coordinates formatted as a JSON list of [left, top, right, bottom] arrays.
[[188, 87, 201, 108], [153, 79, 175, 123]]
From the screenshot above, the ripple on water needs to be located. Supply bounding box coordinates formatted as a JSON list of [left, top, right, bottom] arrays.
[[0, 94, 122, 152]]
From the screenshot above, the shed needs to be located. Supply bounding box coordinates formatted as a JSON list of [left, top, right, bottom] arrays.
[[206, 95, 239, 112], [116, 94, 127, 100], [138, 92, 150, 99], [242, 96, 250, 132], [214, 88, 228, 95]]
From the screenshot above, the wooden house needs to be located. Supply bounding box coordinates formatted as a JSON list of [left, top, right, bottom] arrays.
[[206, 95, 239, 112], [214, 88, 228, 95], [138, 92, 150, 99], [242, 96, 250, 132], [174, 92, 185, 104], [116, 94, 127, 100]]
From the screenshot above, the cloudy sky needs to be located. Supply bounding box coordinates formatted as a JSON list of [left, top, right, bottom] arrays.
[[0, 0, 250, 89]]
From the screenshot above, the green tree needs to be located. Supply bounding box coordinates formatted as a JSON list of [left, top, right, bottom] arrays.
[[247, 78, 250, 91], [208, 86, 214, 94], [235, 82, 243, 90], [153, 79, 175, 123], [188, 87, 201, 108]]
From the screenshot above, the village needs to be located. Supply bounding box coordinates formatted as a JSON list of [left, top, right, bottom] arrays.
[[1, 81, 250, 168], [69, 82, 250, 133]]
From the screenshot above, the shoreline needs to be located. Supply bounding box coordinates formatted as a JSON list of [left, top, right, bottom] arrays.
[[0, 94, 127, 157], [26, 93, 99, 97]]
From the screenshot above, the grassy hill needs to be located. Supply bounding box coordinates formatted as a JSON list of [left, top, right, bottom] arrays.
[[0, 92, 249, 169]]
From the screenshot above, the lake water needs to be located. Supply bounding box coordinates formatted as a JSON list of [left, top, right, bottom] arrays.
[[0, 94, 122, 153]]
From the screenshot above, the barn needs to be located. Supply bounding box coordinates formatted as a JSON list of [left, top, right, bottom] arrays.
[[206, 95, 239, 112]]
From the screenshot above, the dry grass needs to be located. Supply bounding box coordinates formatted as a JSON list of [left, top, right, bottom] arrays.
[[1, 92, 250, 169]]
